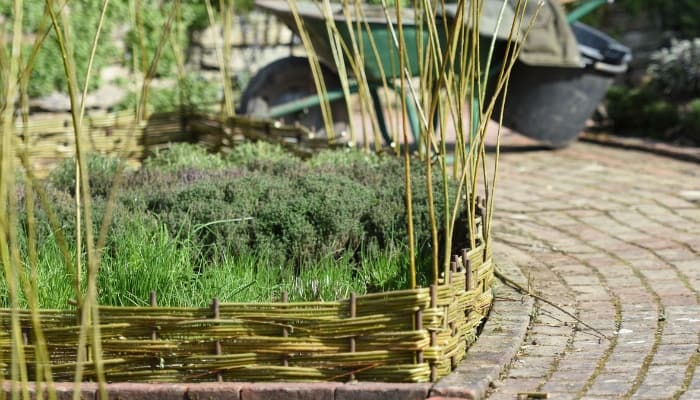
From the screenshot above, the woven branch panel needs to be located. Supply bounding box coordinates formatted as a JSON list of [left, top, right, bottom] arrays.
[[0, 242, 492, 383], [13, 110, 344, 177]]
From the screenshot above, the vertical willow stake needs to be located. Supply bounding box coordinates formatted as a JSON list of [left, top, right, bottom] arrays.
[[0, 31, 29, 393], [463, 249, 472, 292], [150, 291, 158, 371], [212, 297, 223, 382], [449, 261, 457, 370], [429, 284, 437, 382], [349, 293, 357, 382], [415, 304, 424, 366], [150, 291, 158, 341], [281, 291, 289, 367], [44, 2, 109, 396], [391, 0, 417, 288]]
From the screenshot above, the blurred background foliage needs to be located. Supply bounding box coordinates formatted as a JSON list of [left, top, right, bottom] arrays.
[[578, 0, 700, 144], [0, 0, 242, 99]]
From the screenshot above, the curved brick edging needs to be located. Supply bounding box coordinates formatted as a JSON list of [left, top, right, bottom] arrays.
[[2, 250, 533, 400], [580, 132, 700, 164], [429, 247, 535, 400]]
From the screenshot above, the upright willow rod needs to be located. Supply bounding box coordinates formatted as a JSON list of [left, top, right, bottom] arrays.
[[1, 2, 30, 398], [287, 0, 336, 140], [378, 0, 417, 288]]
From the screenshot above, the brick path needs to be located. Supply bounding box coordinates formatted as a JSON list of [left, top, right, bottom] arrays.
[[484, 141, 700, 400]]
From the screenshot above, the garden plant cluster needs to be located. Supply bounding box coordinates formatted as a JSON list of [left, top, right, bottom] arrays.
[[8, 143, 460, 309]]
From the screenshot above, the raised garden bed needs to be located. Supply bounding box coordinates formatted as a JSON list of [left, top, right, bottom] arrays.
[[3, 111, 494, 383]]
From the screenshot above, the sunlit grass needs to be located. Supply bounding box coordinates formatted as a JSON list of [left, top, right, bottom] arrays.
[[1, 219, 423, 307]]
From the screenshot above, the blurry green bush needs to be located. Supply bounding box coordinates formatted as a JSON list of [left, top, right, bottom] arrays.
[[606, 38, 700, 144]]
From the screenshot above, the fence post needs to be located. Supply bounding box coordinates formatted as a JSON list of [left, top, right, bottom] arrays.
[[463, 249, 472, 291], [349, 293, 357, 382], [150, 291, 159, 371], [281, 291, 289, 367], [212, 297, 223, 382], [449, 262, 457, 370], [429, 284, 437, 382], [150, 291, 157, 340]]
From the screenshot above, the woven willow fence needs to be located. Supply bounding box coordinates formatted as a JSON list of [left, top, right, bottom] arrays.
[[0, 241, 492, 383], [4, 110, 494, 383], [13, 110, 343, 177]]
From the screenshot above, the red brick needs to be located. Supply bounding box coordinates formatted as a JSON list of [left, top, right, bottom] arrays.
[[428, 386, 479, 400], [425, 397, 470, 400], [101, 383, 188, 400], [2, 382, 96, 400], [334, 383, 431, 400], [240, 383, 339, 400], [185, 383, 247, 400]]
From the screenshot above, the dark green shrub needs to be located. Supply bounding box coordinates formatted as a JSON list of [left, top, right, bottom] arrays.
[[582, 1, 700, 38], [606, 54, 699, 144], [256, 173, 374, 265], [642, 100, 680, 137], [681, 98, 700, 142], [48, 154, 120, 198], [225, 141, 295, 167], [143, 142, 226, 171], [647, 38, 700, 100], [17, 184, 134, 258], [35, 145, 464, 292]]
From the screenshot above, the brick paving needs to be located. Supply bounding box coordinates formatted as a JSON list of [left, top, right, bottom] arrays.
[[485, 141, 700, 400], [3, 137, 698, 400]]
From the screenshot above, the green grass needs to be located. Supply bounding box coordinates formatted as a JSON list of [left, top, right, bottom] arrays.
[[2, 216, 419, 308]]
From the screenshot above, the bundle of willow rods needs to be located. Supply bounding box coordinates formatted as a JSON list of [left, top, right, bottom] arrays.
[[0, 239, 493, 383]]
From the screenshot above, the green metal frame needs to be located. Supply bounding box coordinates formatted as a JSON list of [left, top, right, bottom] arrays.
[[567, 0, 610, 23], [261, 0, 611, 148]]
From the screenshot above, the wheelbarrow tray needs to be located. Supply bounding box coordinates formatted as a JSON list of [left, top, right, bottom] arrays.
[[255, 0, 451, 84]]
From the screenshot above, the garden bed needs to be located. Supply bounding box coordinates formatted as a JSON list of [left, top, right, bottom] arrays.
[[3, 112, 494, 383]]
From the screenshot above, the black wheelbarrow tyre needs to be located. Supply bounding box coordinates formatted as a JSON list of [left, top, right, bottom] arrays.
[[240, 56, 350, 142]]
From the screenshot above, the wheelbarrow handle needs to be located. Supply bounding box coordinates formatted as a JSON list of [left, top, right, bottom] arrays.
[[565, 0, 614, 23]]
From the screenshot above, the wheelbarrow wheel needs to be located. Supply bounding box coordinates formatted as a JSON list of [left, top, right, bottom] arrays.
[[240, 56, 349, 142]]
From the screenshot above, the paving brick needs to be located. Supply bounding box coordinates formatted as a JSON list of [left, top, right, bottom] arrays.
[[660, 334, 700, 345], [185, 383, 247, 400], [587, 373, 635, 396], [488, 141, 700, 399], [335, 383, 430, 400], [539, 380, 583, 393], [680, 390, 700, 400], [2, 382, 97, 400], [102, 383, 188, 400], [425, 397, 470, 400], [240, 383, 339, 400], [643, 365, 687, 387], [631, 384, 679, 399], [651, 344, 699, 365]]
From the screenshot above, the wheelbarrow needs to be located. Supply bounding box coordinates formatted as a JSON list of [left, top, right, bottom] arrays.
[[240, 0, 625, 148]]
